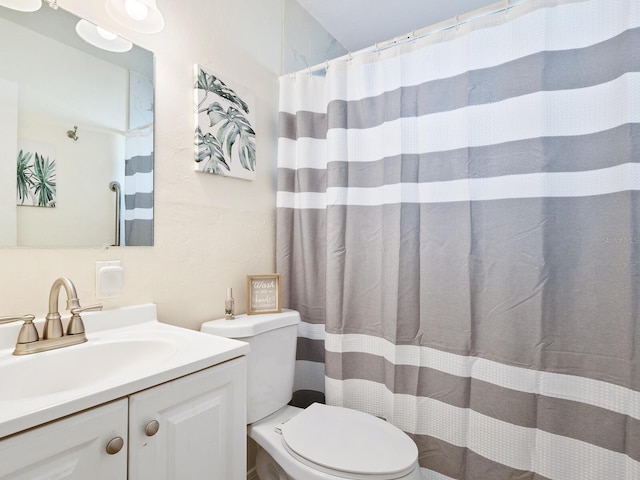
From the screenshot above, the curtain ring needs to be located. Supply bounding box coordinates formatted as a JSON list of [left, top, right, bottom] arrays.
[[325, 60, 330, 71], [455, 14, 460, 30]]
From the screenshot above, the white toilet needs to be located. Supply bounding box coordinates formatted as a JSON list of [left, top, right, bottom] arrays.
[[201, 309, 421, 480]]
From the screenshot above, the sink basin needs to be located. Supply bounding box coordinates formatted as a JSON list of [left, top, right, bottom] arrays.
[[0, 338, 178, 400]]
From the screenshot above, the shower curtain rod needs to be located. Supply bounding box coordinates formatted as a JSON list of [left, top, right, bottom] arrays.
[[297, 0, 529, 75]]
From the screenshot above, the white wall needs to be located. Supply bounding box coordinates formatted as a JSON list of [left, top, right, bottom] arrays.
[[0, 79, 18, 246], [283, 0, 346, 73], [0, 0, 344, 330], [16, 113, 123, 247]]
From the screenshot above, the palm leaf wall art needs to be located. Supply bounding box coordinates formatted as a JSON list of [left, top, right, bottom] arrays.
[[16, 149, 33, 204], [194, 65, 256, 180], [16, 141, 57, 208], [31, 153, 56, 207]]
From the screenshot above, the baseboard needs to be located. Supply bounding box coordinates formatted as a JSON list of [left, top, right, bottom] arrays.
[[247, 467, 259, 480]]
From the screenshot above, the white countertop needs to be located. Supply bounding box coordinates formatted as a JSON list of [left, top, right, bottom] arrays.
[[0, 304, 249, 439]]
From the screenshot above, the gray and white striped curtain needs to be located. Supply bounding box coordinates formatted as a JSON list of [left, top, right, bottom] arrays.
[[276, 0, 640, 478], [124, 125, 153, 246]]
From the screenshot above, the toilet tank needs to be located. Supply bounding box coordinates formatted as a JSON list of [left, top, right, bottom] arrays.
[[200, 309, 301, 424]]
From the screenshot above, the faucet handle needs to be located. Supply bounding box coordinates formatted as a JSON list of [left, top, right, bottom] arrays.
[[67, 304, 103, 335], [0, 314, 39, 344], [70, 304, 103, 315], [0, 314, 35, 325]]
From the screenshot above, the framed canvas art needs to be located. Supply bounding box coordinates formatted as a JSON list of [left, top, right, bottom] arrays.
[[194, 65, 256, 180], [16, 140, 56, 208]]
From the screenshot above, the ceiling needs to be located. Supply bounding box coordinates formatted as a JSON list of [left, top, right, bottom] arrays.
[[296, 0, 501, 52]]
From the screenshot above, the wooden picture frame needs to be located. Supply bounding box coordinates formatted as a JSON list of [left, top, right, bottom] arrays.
[[246, 274, 281, 315]]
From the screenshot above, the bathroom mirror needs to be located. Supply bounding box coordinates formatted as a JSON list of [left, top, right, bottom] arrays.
[[0, 4, 154, 247]]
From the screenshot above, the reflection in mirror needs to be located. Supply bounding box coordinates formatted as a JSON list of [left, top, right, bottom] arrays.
[[0, 4, 154, 247]]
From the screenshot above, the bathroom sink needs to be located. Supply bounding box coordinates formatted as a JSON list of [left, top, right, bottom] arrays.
[[0, 304, 249, 439], [0, 338, 178, 400]]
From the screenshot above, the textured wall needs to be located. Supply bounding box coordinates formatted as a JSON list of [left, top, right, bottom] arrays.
[[0, 0, 344, 330]]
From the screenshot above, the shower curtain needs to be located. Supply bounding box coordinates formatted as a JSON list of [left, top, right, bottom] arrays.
[[276, 0, 640, 478], [124, 125, 154, 246]]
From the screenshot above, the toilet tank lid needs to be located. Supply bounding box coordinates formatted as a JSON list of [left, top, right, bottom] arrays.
[[200, 309, 300, 338]]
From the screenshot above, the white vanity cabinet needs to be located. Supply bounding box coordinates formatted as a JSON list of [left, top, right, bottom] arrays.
[[128, 357, 247, 480], [0, 399, 128, 480], [0, 358, 246, 480], [0, 304, 250, 480]]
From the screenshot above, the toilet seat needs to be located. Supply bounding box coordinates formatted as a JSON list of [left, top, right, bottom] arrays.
[[279, 403, 418, 480]]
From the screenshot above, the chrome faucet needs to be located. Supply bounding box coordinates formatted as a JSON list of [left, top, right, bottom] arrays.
[[0, 277, 102, 355]]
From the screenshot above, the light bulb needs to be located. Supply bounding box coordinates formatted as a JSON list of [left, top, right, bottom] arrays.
[[105, 0, 164, 34], [124, 0, 148, 21], [96, 26, 118, 40], [76, 19, 132, 52]]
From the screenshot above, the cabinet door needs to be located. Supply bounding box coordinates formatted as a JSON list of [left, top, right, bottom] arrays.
[[129, 357, 247, 480], [0, 399, 128, 480]]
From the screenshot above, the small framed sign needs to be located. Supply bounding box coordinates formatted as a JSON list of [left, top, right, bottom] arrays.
[[247, 274, 281, 315]]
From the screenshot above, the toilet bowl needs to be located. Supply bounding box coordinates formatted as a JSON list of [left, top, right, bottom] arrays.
[[200, 310, 421, 480], [250, 405, 421, 480]]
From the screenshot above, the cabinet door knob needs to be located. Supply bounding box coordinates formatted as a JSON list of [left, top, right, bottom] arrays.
[[106, 436, 124, 455], [145, 420, 160, 437]]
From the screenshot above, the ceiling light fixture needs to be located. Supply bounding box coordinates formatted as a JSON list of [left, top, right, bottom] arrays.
[[124, 0, 147, 20], [105, 0, 164, 34], [0, 0, 42, 12], [96, 26, 118, 41], [75, 19, 133, 53]]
